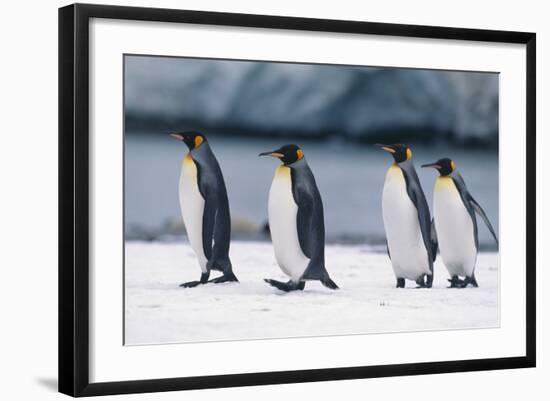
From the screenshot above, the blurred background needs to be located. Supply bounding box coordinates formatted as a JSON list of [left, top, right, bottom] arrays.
[[124, 55, 499, 250]]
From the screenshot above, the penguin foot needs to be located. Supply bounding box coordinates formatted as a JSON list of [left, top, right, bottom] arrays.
[[447, 275, 464, 288], [264, 279, 305, 292], [426, 274, 433, 288], [396, 278, 405, 288], [179, 280, 203, 288], [208, 272, 239, 284], [179, 272, 210, 288], [415, 274, 433, 288], [415, 275, 428, 288], [460, 275, 479, 288]]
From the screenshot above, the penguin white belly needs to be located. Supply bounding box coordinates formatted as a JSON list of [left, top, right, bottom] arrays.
[[179, 154, 208, 272], [268, 166, 310, 282], [382, 165, 430, 280], [434, 177, 477, 277]]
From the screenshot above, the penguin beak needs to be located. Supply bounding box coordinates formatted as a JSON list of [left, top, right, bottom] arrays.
[[259, 151, 284, 158], [375, 144, 396, 154], [421, 162, 441, 169], [170, 133, 185, 141]]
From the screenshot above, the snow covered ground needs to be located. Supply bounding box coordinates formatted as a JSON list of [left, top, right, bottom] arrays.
[[125, 241, 499, 345]]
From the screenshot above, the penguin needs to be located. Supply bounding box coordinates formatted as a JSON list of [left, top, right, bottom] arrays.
[[170, 131, 238, 287], [422, 158, 498, 288], [378, 144, 437, 288], [259, 144, 339, 292]]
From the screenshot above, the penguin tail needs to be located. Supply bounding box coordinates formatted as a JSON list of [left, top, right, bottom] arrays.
[[320, 275, 339, 290], [301, 264, 339, 290]]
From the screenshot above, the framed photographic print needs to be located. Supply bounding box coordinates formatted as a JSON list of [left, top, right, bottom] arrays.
[[58, 3, 536, 397]]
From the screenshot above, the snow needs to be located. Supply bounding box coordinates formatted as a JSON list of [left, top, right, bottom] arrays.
[[125, 241, 499, 345]]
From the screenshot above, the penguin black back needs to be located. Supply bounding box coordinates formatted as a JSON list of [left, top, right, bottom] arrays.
[[260, 144, 324, 265], [260, 144, 338, 291], [171, 131, 238, 287], [422, 158, 499, 249], [379, 144, 437, 264]]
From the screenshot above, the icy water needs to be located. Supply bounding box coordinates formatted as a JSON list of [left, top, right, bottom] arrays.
[[125, 133, 499, 248]]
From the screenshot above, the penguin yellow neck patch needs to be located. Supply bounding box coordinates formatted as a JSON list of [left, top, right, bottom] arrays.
[[435, 176, 455, 190], [296, 149, 304, 160], [276, 165, 291, 178], [387, 164, 403, 178], [406, 148, 412, 160], [183, 153, 194, 166]]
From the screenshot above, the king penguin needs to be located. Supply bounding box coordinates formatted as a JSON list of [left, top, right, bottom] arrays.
[[379, 144, 437, 288], [259, 144, 339, 292], [170, 131, 238, 287], [422, 158, 498, 288]]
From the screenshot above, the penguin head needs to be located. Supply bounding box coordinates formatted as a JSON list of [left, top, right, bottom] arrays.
[[259, 144, 305, 165], [421, 158, 456, 176], [377, 144, 412, 163], [170, 131, 206, 150]]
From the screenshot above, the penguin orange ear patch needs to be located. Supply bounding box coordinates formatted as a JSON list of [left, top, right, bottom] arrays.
[[450, 160, 456, 171], [195, 136, 204, 147], [296, 149, 304, 160], [406, 148, 412, 160]]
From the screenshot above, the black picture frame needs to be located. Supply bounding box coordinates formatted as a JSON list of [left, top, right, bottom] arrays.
[[59, 3, 536, 397]]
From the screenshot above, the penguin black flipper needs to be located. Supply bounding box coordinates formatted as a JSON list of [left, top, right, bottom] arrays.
[[430, 218, 438, 262], [194, 146, 236, 280], [452, 173, 498, 248], [292, 166, 323, 263], [294, 188, 314, 260], [199, 190, 215, 262], [400, 163, 436, 266], [470, 197, 499, 246], [200, 190, 232, 274], [291, 165, 338, 289], [450, 174, 479, 250]]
